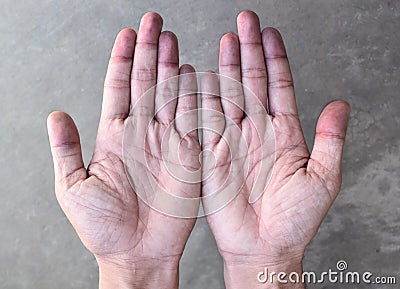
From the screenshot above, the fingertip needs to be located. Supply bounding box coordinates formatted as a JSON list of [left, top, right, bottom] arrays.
[[237, 10, 259, 25], [262, 27, 282, 39], [137, 12, 163, 44], [117, 27, 137, 40], [178, 64, 197, 95], [112, 28, 136, 57], [331, 99, 351, 113], [159, 30, 178, 43], [323, 100, 351, 120], [47, 111, 79, 147], [237, 10, 261, 40], [141, 11, 163, 27], [262, 27, 287, 56], [47, 110, 61, 126], [179, 64, 195, 74], [220, 32, 239, 45], [158, 31, 179, 64], [47, 111, 71, 130], [220, 33, 240, 66], [317, 100, 351, 138]]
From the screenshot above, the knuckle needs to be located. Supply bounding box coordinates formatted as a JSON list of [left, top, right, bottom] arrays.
[[242, 67, 267, 79], [104, 77, 130, 89], [316, 131, 346, 141], [268, 75, 294, 89], [222, 87, 243, 100], [109, 55, 133, 63], [131, 66, 157, 82]]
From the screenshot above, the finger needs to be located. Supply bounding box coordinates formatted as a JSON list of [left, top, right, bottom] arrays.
[[176, 64, 198, 139], [237, 11, 268, 114], [155, 31, 179, 125], [262, 27, 298, 117], [219, 32, 244, 125], [200, 71, 224, 147], [131, 12, 163, 118], [47, 111, 86, 190], [102, 28, 136, 120], [308, 101, 350, 188], [262, 27, 308, 168]]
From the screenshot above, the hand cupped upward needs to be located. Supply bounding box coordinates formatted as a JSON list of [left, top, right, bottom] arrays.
[[202, 11, 350, 269], [48, 12, 201, 289], [47, 10, 350, 289]]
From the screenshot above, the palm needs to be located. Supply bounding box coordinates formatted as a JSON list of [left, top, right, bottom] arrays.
[[59, 121, 196, 263], [208, 119, 327, 258], [201, 11, 350, 265], [48, 13, 200, 268]]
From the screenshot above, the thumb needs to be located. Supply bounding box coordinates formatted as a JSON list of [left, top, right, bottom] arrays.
[[308, 101, 350, 191], [47, 111, 86, 191]]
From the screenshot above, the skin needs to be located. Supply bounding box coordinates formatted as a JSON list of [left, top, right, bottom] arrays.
[[47, 12, 200, 289], [201, 11, 350, 289], [47, 10, 350, 289]]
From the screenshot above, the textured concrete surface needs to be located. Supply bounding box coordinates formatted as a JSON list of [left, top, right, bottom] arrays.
[[1, 1, 399, 288]]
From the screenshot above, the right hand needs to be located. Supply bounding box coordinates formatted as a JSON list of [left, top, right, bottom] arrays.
[[201, 11, 350, 288]]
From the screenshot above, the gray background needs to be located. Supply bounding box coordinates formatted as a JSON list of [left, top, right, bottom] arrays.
[[1, 0, 399, 288]]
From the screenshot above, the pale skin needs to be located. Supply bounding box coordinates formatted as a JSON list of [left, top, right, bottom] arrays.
[[202, 11, 350, 289], [47, 10, 350, 289], [48, 12, 200, 289]]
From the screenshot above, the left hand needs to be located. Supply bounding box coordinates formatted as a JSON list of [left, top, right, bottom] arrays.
[[47, 12, 200, 289]]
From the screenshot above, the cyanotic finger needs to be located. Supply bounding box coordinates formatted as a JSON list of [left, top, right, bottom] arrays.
[[102, 28, 136, 120], [47, 111, 86, 191], [131, 12, 163, 118], [237, 11, 268, 114], [262, 27, 297, 117], [176, 65, 198, 140], [155, 31, 179, 125], [219, 32, 244, 125], [200, 71, 224, 148]]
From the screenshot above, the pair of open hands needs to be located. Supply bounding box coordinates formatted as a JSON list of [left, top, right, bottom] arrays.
[[47, 11, 350, 289]]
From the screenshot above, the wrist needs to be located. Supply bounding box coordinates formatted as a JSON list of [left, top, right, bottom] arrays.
[[97, 257, 179, 289], [223, 254, 305, 289]]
